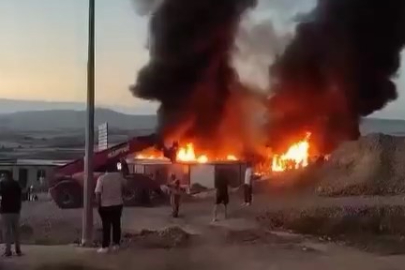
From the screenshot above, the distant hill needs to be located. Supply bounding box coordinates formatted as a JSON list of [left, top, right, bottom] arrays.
[[360, 118, 405, 136], [0, 103, 405, 135], [0, 109, 158, 131], [0, 98, 158, 115], [0, 98, 85, 114]]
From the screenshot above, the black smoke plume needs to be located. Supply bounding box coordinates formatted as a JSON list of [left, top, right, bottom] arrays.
[[269, 0, 405, 153], [130, 0, 257, 143]]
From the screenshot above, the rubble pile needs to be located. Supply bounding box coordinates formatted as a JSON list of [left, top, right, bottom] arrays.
[[316, 134, 405, 196], [124, 226, 191, 249]]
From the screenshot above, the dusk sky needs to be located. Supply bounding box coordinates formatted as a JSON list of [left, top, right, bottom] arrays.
[[0, 0, 404, 118]]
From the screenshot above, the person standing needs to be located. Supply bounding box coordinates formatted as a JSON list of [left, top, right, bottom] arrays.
[[243, 162, 253, 206], [169, 175, 182, 218], [95, 165, 126, 253], [28, 185, 34, 201], [119, 158, 129, 176], [0, 172, 22, 257], [212, 171, 229, 222]]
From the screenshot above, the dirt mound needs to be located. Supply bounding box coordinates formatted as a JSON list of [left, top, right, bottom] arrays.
[[258, 205, 405, 236], [36, 263, 107, 270], [316, 133, 405, 196], [123, 226, 191, 249], [225, 229, 302, 246], [257, 205, 405, 254], [190, 183, 209, 194], [0, 224, 34, 244]]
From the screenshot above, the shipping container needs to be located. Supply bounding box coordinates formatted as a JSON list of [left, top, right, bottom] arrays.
[[128, 159, 246, 191]]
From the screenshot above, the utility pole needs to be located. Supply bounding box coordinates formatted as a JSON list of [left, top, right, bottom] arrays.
[[82, 0, 95, 246]]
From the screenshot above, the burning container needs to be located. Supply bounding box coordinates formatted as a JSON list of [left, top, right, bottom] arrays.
[[127, 159, 246, 191]]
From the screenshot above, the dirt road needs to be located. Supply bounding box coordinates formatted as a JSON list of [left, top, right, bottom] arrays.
[[3, 193, 405, 269], [4, 233, 405, 270]]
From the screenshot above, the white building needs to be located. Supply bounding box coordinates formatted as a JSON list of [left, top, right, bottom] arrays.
[[0, 159, 69, 192]]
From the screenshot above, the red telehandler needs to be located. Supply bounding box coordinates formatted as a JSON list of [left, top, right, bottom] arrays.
[[48, 134, 177, 209]]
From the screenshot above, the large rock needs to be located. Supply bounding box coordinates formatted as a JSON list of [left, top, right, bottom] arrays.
[[316, 133, 405, 196]]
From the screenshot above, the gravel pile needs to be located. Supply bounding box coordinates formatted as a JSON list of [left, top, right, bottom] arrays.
[[316, 133, 405, 196], [123, 226, 191, 249]]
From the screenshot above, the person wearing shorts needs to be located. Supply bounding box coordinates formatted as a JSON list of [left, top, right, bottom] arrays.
[[212, 172, 229, 222]]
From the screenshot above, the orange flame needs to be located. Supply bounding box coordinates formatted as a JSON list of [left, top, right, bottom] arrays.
[[227, 155, 237, 161], [271, 133, 311, 172], [136, 143, 238, 163], [177, 143, 208, 163]]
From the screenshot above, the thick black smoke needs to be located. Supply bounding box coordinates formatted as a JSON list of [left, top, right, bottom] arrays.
[[130, 0, 257, 142], [269, 0, 405, 153]]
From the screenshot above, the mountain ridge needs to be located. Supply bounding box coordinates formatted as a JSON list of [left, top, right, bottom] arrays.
[[0, 98, 157, 115], [0, 108, 157, 131], [1, 98, 405, 134], [0, 108, 405, 135]]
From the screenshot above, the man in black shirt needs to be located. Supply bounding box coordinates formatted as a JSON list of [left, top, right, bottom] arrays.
[[0, 172, 22, 257]]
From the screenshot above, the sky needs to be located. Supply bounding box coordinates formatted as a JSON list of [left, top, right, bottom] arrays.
[[0, 0, 404, 118]]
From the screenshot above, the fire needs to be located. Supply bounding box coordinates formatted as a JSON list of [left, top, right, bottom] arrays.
[[227, 155, 237, 161], [271, 133, 311, 172], [177, 143, 209, 163], [135, 134, 313, 170], [136, 154, 161, 160], [136, 142, 238, 163]]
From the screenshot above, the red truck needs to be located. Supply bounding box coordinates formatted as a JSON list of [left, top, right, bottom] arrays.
[[48, 134, 176, 209]]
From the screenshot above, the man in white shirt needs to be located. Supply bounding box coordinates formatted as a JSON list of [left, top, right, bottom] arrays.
[[243, 161, 253, 206], [95, 165, 126, 253]]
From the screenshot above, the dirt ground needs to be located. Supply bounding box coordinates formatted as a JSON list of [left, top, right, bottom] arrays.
[[3, 193, 405, 270]]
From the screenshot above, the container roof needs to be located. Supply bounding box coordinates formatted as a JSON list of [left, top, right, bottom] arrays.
[[130, 159, 245, 166], [0, 159, 71, 167]]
